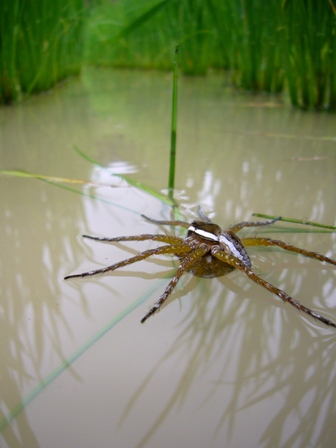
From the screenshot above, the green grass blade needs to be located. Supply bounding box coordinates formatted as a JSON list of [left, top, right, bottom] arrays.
[[0, 169, 140, 214], [114, 0, 177, 41], [0, 169, 98, 185], [0, 278, 168, 433], [73, 145, 175, 205], [253, 213, 336, 231], [168, 45, 179, 199]]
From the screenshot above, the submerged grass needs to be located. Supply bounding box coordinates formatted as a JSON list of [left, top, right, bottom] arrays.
[[0, 276, 169, 433], [0, 0, 84, 103]]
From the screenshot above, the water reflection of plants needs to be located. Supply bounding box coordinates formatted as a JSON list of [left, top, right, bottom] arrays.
[[1, 67, 336, 446], [119, 270, 336, 447], [1, 165, 335, 444]]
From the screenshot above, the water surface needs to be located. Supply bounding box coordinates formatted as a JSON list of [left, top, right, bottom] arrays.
[[0, 68, 336, 448]]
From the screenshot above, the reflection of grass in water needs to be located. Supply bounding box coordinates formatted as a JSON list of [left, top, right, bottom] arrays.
[[1, 151, 334, 434], [0, 124, 177, 432], [2, 167, 336, 231], [0, 278, 168, 433], [1, 65, 335, 435], [1, 155, 334, 433], [118, 275, 336, 447]]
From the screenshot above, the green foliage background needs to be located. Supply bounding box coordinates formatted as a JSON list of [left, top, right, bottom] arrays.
[[0, 0, 84, 103], [1, 0, 336, 110]]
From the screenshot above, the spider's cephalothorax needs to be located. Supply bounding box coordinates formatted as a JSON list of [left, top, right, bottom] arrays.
[[181, 220, 250, 278], [65, 210, 336, 328]]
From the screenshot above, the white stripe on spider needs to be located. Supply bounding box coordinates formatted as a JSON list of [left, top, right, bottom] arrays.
[[188, 225, 219, 242], [219, 234, 245, 262]]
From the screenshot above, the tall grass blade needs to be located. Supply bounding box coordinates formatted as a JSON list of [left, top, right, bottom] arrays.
[[168, 45, 179, 199], [0, 0, 84, 103], [115, 0, 177, 41]]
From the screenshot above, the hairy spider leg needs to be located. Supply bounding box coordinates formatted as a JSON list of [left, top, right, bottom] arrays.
[[82, 234, 184, 245], [196, 206, 212, 223], [141, 214, 190, 229], [211, 247, 336, 328], [242, 237, 336, 266], [141, 245, 209, 323], [64, 243, 192, 280], [229, 217, 281, 233]]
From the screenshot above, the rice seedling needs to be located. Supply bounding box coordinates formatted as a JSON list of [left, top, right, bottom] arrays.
[[85, 0, 336, 110], [168, 46, 179, 199], [2, 0, 335, 106], [279, 0, 336, 110], [0, 0, 84, 103]]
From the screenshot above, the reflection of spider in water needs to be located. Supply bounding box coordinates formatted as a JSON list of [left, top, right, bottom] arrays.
[[65, 209, 336, 327]]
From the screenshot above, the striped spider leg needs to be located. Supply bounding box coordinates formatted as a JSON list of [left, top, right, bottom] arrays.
[[64, 227, 206, 322]]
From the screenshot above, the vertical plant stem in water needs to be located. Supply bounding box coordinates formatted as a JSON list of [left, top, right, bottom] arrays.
[[168, 45, 179, 199]]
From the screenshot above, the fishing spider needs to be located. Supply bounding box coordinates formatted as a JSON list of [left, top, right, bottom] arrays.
[[65, 209, 336, 327]]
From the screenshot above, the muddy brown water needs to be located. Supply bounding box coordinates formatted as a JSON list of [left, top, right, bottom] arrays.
[[1, 68, 335, 448]]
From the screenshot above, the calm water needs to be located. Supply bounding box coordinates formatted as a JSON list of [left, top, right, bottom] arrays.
[[1, 68, 336, 448]]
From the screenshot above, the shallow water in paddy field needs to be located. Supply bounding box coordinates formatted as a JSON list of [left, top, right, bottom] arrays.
[[0, 68, 336, 448]]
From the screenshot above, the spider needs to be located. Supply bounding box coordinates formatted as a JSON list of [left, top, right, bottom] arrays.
[[65, 209, 336, 327]]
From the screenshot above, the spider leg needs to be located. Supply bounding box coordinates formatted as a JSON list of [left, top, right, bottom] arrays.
[[141, 214, 190, 229], [229, 217, 281, 233], [242, 237, 336, 266], [211, 248, 336, 328], [64, 243, 192, 280], [197, 206, 212, 223], [141, 245, 209, 323], [83, 233, 184, 245]]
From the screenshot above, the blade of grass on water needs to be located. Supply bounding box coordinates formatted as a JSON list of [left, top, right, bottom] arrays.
[[0, 169, 139, 215], [0, 169, 108, 186], [253, 213, 336, 231], [0, 277, 169, 433]]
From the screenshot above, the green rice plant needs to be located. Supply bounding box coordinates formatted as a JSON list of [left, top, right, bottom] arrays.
[[85, 0, 222, 75], [2, 0, 335, 107], [85, 0, 336, 110], [85, 0, 285, 89], [0, 0, 85, 103], [205, 0, 284, 92], [279, 0, 336, 110], [168, 46, 179, 199]]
